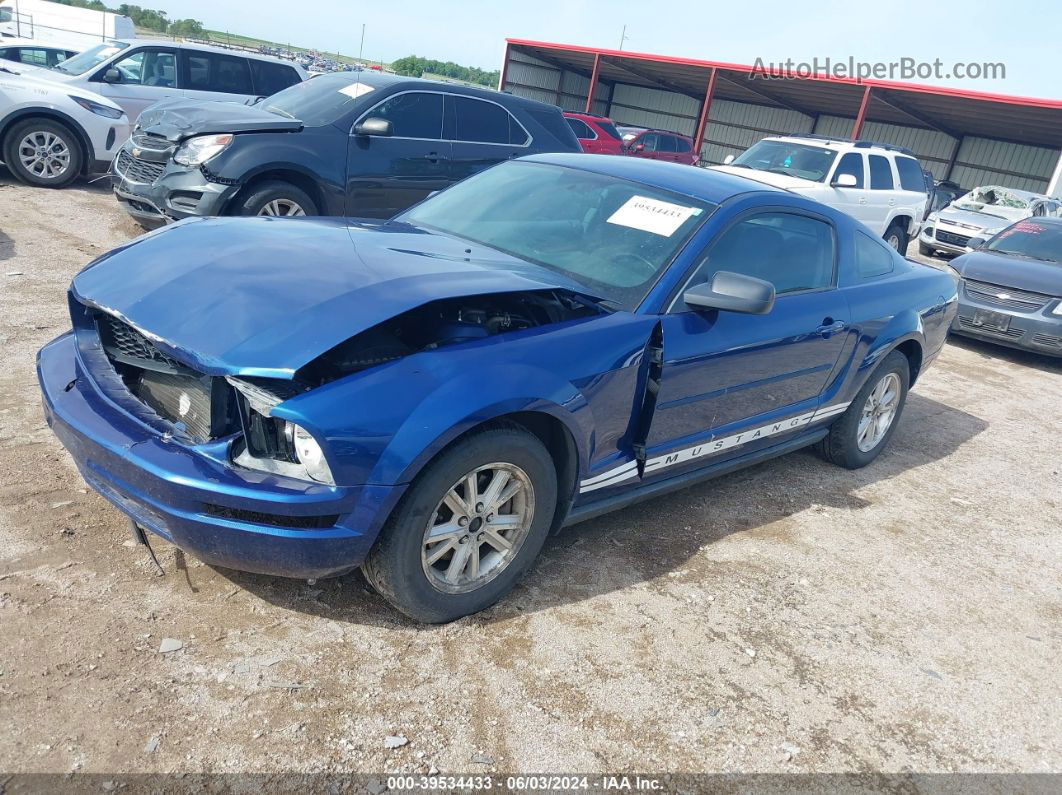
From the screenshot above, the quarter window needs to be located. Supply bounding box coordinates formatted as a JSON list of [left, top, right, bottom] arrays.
[[868, 155, 895, 190], [250, 59, 301, 96], [894, 156, 926, 192], [183, 52, 253, 94], [854, 231, 895, 279], [453, 96, 525, 144], [673, 136, 692, 153], [832, 152, 865, 188], [370, 92, 444, 139], [109, 49, 176, 87], [680, 212, 835, 303]]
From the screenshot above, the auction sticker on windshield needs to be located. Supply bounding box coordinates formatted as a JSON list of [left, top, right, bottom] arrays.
[[339, 82, 375, 99], [607, 195, 702, 237]]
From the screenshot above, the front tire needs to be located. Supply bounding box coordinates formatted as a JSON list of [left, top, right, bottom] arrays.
[[884, 221, 908, 253], [817, 351, 910, 469], [3, 118, 83, 188], [234, 180, 318, 217], [363, 426, 558, 623]]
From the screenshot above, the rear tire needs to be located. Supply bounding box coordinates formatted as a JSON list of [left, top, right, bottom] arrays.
[[3, 118, 83, 188], [884, 221, 908, 253], [817, 351, 910, 469], [234, 180, 318, 217], [363, 426, 558, 623]]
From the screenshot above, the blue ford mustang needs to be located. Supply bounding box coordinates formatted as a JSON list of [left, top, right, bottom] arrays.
[[37, 153, 958, 622]]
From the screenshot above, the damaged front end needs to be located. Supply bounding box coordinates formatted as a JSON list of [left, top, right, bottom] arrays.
[[75, 288, 605, 488]]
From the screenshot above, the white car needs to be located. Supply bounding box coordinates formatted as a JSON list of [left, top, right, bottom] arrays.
[[0, 66, 128, 187], [919, 185, 1062, 256], [713, 134, 929, 252], [14, 39, 307, 122]]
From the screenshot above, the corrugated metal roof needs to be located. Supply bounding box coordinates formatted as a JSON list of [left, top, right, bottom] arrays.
[[507, 39, 1062, 149]]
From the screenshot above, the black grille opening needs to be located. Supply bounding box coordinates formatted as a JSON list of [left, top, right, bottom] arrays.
[[116, 148, 166, 184], [935, 229, 971, 247], [203, 504, 339, 530]]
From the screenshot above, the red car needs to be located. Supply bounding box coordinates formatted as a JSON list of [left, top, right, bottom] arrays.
[[562, 112, 625, 155], [618, 126, 699, 165]]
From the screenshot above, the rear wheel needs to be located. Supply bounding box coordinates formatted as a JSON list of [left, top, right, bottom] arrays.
[[234, 180, 318, 217], [817, 351, 910, 469], [3, 118, 83, 188], [884, 221, 908, 253], [363, 426, 557, 623]]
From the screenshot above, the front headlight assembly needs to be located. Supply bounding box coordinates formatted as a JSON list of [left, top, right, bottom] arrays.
[[173, 133, 233, 166], [70, 96, 124, 119], [227, 377, 335, 485]]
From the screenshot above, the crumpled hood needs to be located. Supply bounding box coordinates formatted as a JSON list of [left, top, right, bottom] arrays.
[[954, 250, 1062, 297], [936, 206, 1025, 231], [71, 217, 599, 378], [135, 97, 303, 141], [709, 166, 811, 190]]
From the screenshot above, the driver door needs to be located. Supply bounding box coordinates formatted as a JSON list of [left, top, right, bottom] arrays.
[[93, 46, 179, 122], [642, 209, 851, 485]]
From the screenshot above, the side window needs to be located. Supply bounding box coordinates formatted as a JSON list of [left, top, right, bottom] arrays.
[[868, 155, 895, 190], [369, 92, 444, 139], [673, 136, 692, 153], [183, 52, 253, 93], [110, 49, 176, 87], [19, 48, 49, 67], [832, 152, 865, 188], [657, 135, 677, 153], [679, 212, 835, 305], [250, 59, 301, 96], [640, 133, 660, 152], [855, 231, 896, 279], [565, 117, 594, 140], [0, 48, 12, 63], [894, 156, 926, 192], [454, 96, 512, 144]]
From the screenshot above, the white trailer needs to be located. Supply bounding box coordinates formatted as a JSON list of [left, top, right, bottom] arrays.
[[0, 0, 134, 52]]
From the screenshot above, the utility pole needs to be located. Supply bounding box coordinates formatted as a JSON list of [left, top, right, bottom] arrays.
[[619, 24, 629, 51]]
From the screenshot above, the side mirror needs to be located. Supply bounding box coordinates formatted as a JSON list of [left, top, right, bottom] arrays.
[[683, 271, 775, 315], [102, 67, 121, 83], [832, 173, 858, 188], [722, 154, 735, 165], [967, 236, 987, 249], [353, 117, 393, 137]]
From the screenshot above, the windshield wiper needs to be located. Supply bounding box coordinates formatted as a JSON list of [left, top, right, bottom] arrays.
[[265, 106, 295, 119]]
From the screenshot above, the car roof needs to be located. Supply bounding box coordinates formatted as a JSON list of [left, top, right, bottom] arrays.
[[111, 39, 305, 69], [617, 125, 690, 139], [312, 71, 564, 111], [522, 152, 785, 204]]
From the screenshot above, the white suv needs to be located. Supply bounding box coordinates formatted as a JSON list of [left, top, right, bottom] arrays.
[[1, 67, 129, 187], [713, 134, 929, 252]]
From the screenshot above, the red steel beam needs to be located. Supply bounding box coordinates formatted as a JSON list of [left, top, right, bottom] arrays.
[[851, 85, 872, 139], [585, 53, 601, 113], [498, 41, 511, 91], [693, 67, 717, 159]]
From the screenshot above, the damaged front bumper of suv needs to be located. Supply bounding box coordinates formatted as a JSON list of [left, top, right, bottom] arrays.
[[111, 134, 239, 227]]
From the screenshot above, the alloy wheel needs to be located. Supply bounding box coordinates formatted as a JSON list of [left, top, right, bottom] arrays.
[[421, 463, 535, 594], [258, 199, 306, 217], [17, 131, 71, 180], [857, 372, 901, 452]]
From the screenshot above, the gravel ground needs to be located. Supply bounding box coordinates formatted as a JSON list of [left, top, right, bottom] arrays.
[[1, 172, 1060, 780]]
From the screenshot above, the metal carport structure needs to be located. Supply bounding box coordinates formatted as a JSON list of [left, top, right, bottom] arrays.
[[500, 39, 1062, 195]]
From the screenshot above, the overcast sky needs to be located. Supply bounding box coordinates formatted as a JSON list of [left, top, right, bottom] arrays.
[[156, 0, 1060, 98]]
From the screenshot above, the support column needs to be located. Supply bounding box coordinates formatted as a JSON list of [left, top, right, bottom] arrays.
[[585, 53, 601, 114], [943, 135, 964, 182], [1047, 149, 1062, 197], [498, 42, 511, 92], [851, 86, 872, 140], [692, 68, 717, 162]]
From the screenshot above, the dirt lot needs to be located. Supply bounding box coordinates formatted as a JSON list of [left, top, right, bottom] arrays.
[[1, 171, 1060, 781]]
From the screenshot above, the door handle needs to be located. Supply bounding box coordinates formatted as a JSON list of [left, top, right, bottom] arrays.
[[817, 318, 847, 338], [858, 197, 868, 204], [422, 152, 449, 163]]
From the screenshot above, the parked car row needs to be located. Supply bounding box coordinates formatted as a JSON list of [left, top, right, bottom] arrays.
[[562, 111, 700, 165]]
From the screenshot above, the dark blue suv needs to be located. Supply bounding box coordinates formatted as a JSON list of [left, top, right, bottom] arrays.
[[112, 71, 581, 226]]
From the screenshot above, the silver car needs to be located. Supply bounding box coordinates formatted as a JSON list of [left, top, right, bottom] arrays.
[[920, 185, 1062, 257]]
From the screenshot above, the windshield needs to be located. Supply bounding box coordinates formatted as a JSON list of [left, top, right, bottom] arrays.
[[953, 185, 1032, 219], [401, 161, 715, 310], [731, 140, 838, 182], [261, 72, 380, 126], [52, 42, 127, 75], [985, 220, 1062, 263]]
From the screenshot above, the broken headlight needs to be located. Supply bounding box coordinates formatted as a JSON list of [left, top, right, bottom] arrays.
[[174, 134, 233, 166], [290, 423, 332, 484]]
